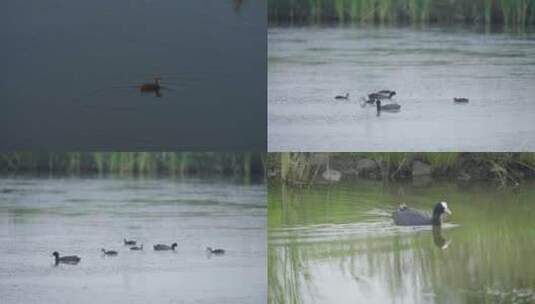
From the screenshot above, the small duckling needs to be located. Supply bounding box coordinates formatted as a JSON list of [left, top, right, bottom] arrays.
[[454, 97, 469, 103], [206, 247, 226, 255], [334, 93, 349, 100], [130, 245, 143, 251], [124, 239, 136, 246], [52, 251, 81, 265], [101, 249, 118, 256]]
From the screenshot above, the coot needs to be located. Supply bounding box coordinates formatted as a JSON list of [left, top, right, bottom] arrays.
[[206, 247, 225, 255], [52, 252, 81, 265], [393, 201, 451, 226], [153, 243, 178, 251]]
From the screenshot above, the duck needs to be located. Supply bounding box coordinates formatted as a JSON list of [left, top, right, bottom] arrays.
[[124, 239, 136, 246], [454, 97, 469, 103], [101, 249, 118, 256], [52, 251, 81, 265], [139, 77, 161, 92], [393, 201, 452, 226], [130, 245, 143, 251], [376, 99, 401, 112], [153, 243, 178, 251], [334, 93, 349, 100], [206, 247, 226, 255]]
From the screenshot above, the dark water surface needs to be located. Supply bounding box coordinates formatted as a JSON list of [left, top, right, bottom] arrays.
[[268, 180, 535, 304], [0, 175, 266, 304], [2, 0, 266, 150], [269, 25, 535, 151]]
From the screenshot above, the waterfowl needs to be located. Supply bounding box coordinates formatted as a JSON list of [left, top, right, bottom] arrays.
[[153, 243, 178, 251], [393, 201, 452, 226], [454, 97, 469, 103], [376, 100, 401, 112], [139, 77, 161, 92], [334, 93, 349, 100], [138, 77, 162, 97], [101, 249, 118, 256], [130, 245, 143, 251], [369, 90, 396, 101], [124, 239, 136, 246], [52, 252, 81, 265], [206, 247, 226, 255]]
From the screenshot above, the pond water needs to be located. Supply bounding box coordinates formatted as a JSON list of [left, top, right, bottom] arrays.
[[0, 175, 266, 304], [268, 180, 535, 304], [268, 25, 535, 151], [1, 0, 266, 150]]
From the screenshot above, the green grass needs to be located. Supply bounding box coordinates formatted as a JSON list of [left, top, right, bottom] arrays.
[[0, 152, 265, 176], [268, 152, 535, 184], [268, 0, 535, 27]]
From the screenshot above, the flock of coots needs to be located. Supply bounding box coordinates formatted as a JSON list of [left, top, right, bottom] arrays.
[[52, 238, 225, 265], [334, 89, 470, 113]]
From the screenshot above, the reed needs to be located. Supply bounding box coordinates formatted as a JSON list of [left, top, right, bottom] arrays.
[[268, 152, 535, 185], [0, 152, 265, 177], [268, 0, 535, 27]]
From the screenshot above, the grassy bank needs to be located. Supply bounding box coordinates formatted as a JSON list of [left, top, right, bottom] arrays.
[[268, 0, 535, 27], [268, 152, 535, 186], [0, 152, 265, 177]]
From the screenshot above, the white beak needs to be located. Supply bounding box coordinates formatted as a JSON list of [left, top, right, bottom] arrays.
[[445, 207, 452, 215]]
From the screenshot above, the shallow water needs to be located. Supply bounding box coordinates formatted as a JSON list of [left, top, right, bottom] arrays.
[[268, 26, 535, 151], [1, 0, 266, 150], [0, 175, 266, 304], [268, 180, 535, 304]]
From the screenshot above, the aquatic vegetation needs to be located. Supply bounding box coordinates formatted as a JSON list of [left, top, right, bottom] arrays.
[[0, 152, 265, 176], [268, 153, 535, 185], [268, 0, 535, 27]]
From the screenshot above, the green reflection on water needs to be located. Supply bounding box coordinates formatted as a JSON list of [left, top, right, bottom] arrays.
[[268, 180, 535, 304]]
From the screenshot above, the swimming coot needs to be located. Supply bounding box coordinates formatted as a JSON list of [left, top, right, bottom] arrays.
[[130, 245, 143, 251], [124, 239, 136, 246], [369, 90, 396, 101], [335, 93, 349, 100], [376, 100, 401, 112], [454, 97, 469, 103], [52, 252, 81, 265], [393, 201, 451, 226], [101, 249, 118, 256], [153, 243, 178, 251], [206, 247, 226, 255]]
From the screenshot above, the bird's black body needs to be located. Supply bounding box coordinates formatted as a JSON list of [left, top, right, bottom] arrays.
[[52, 251, 81, 265], [124, 239, 136, 246], [454, 97, 469, 103], [206, 247, 226, 255], [376, 99, 401, 112], [101, 249, 118, 256], [153, 243, 178, 251], [335, 93, 349, 100], [393, 202, 451, 226]]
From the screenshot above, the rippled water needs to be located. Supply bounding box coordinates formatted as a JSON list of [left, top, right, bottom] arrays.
[[268, 180, 535, 304], [1, 0, 266, 150], [0, 175, 266, 304], [268, 26, 535, 151]]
